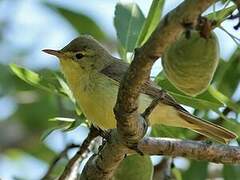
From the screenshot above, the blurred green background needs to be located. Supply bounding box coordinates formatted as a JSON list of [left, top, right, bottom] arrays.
[[0, 0, 240, 179]]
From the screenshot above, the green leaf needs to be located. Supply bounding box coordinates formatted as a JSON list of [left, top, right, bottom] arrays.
[[10, 64, 44, 89], [172, 167, 182, 180], [137, 0, 165, 46], [182, 161, 208, 180], [170, 92, 221, 112], [214, 48, 240, 98], [208, 86, 240, 113], [56, 75, 75, 103], [206, 5, 237, 27], [9, 64, 67, 96], [154, 72, 223, 111], [63, 114, 86, 132], [114, 2, 145, 57], [113, 154, 153, 180], [151, 124, 196, 139], [41, 115, 86, 141], [222, 118, 240, 137], [49, 117, 75, 122], [223, 165, 240, 180], [45, 3, 106, 40]]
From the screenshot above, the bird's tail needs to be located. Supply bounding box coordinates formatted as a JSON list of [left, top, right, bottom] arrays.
[[178, 111, 237, 144]]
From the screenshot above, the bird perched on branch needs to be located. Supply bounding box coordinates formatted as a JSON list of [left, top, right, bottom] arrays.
[[43, 35, 237, 144]]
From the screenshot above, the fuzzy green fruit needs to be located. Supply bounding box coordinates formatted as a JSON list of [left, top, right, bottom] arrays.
[[162, 31, 219, 96]]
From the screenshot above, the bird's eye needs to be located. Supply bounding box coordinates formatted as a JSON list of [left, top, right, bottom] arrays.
[[75, 53, 84, 59]]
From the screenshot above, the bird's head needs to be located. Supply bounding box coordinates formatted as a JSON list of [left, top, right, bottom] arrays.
[[43, 35, 112, 73]]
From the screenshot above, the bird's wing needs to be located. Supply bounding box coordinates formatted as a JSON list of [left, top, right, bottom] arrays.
[[100, 59, 188, 113], [100, 59, 128, 82]]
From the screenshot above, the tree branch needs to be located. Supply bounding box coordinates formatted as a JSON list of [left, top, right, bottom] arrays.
[[153, 158, 174, 180], [81, 1, 217, 179], [138, 137, 240, 164], [41, 144, 80, 180], [59, 126, 100, 180]]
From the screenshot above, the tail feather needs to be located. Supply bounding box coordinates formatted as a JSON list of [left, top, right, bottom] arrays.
[[177, 111, 237, 144]]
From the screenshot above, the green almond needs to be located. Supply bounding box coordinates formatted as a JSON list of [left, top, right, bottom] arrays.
[[162, 31, 220, 96]]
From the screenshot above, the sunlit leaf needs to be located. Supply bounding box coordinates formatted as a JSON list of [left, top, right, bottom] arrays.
[[137, 0, 165, 46], [10, 64, 67, 96], [114, 2, 145, 58], [114, 154, 153, 180], [63, 114, 86, 132], [10, 64, 42, 89], [49, 117, 75, 122]]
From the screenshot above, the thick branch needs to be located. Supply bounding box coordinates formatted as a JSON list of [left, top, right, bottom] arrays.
[[138, 137, 240, 164]]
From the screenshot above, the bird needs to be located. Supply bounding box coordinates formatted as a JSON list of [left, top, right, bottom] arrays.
[[43, 35, 237, 143]]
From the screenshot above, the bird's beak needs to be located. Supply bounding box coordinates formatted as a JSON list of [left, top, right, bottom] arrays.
[[42, 49, 63, 58]]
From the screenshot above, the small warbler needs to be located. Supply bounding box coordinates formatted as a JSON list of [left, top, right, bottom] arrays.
[[43, 35, 237, 143]]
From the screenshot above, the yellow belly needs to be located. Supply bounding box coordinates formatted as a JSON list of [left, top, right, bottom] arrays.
[[67, 72, 188, 129]]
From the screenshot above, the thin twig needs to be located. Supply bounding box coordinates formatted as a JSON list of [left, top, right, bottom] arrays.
[[153, 158, 174, 180], [41, 144, 80, 180], [58, 126, 101, 180], [142, 95, 164, 122]]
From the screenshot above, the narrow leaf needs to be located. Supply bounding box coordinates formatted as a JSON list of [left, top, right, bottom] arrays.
[[114, 3, 145, 57], [208, 86, 240, 113], [49, 117, 75, 122], [137, 0, 165, 46], [222, 118, 240, 137], [63, 114, 86, 132]]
